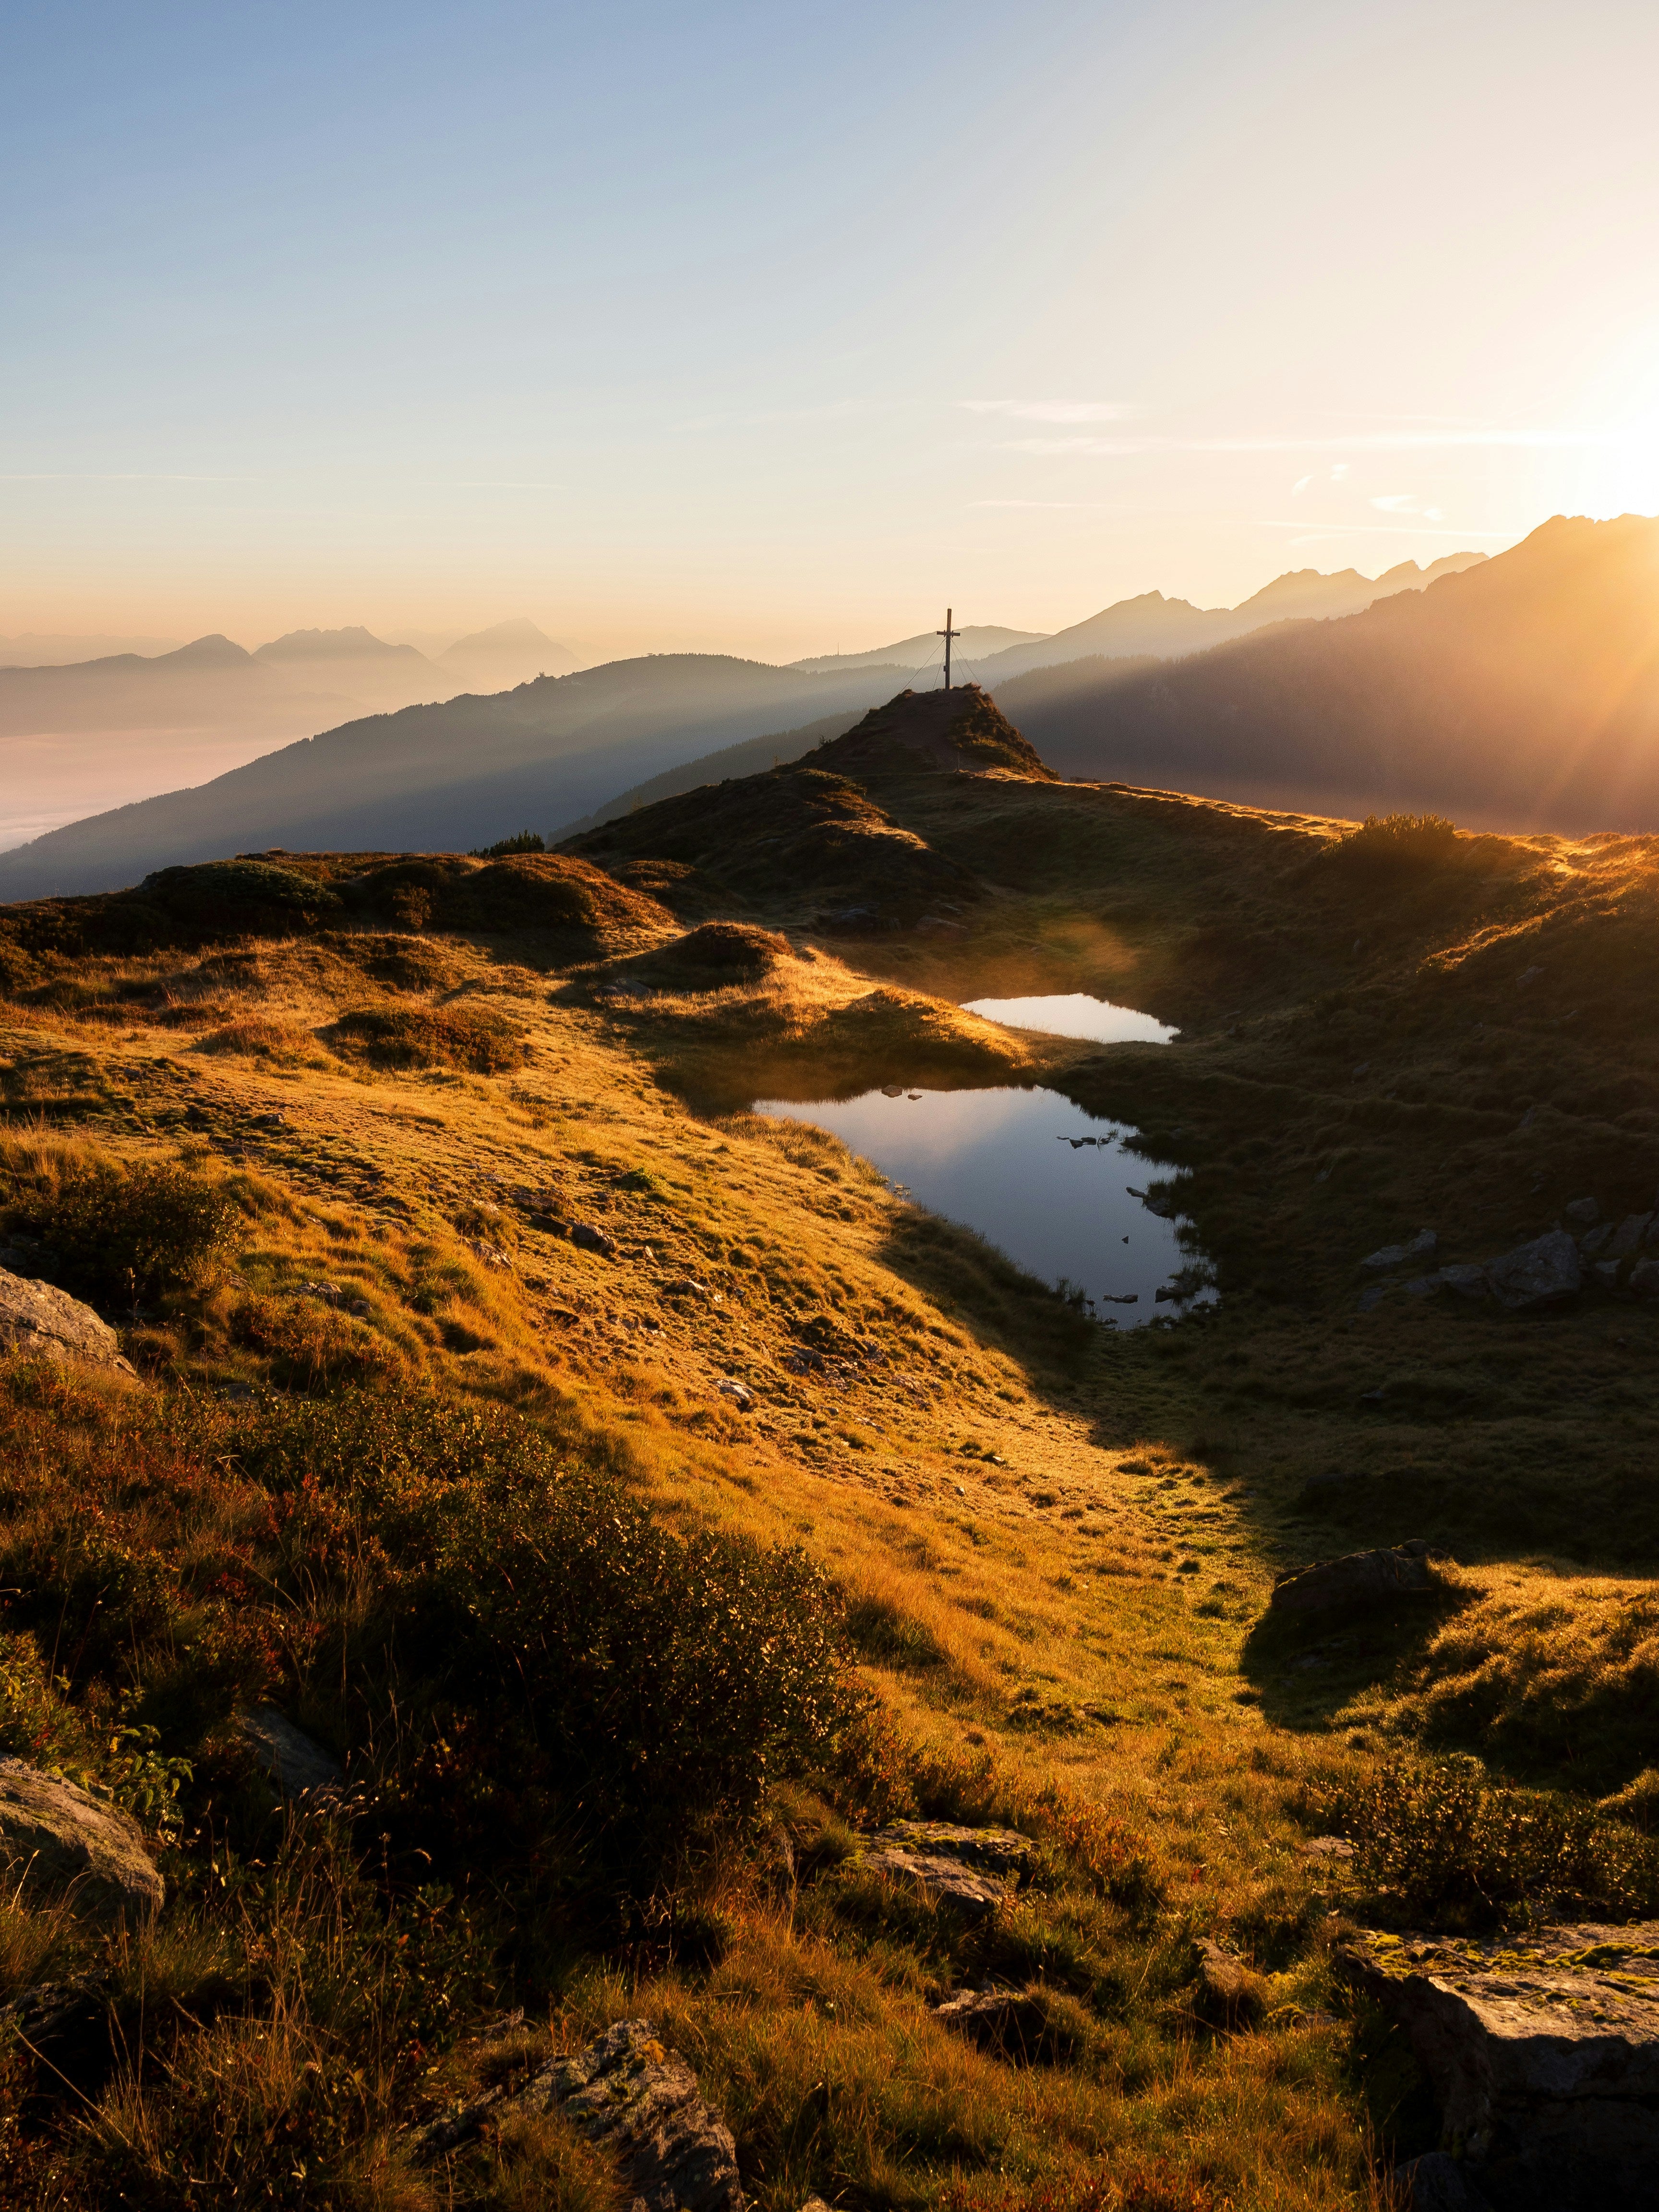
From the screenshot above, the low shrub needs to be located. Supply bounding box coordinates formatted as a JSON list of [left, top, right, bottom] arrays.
[[1325, 812, 1464, 878], [10, 1153, 238, 1307], [1305, 1753, 1659, 1926]]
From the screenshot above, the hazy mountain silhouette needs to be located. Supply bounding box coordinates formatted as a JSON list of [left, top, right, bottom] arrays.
[[974, 553, 1486, 683], [790, 625, 1046, 675], [437, 619, 582, 690], [998, 514, 1659, 831], [0, 653, 921, 897], [0, 632, 184, 666], [2, 626, 474, 852]]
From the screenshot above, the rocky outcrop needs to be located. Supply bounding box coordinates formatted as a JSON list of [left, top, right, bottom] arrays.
[[414, 2018, 744, 2212], [1486, 1231, 1581, 1311], [0, 1268, 133, 1374], [236, 1707, 343, 1800], [933, 1984, 1073, 2061], [1345, 1923, 1659, 2210], [854, 1821, 1031, 1917], [0, 1759, 163, 1919], [1394, 2152, 1489, 2210], [1270, 1539, 1438, 1616]]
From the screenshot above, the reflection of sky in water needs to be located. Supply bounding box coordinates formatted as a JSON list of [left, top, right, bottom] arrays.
[[753, 1084, 1212, 1325], [961, 992, 1177, 1045]]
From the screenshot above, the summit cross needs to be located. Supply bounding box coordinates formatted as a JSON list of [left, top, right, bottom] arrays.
[[937, 606, 961, 691]]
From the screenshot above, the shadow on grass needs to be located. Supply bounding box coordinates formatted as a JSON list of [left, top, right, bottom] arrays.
[[1237, 1585, 1472, 1737]]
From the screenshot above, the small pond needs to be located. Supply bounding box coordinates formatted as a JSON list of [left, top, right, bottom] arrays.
[[753, 1083, 1213, 1325], [960, 991, 1177, 1045]]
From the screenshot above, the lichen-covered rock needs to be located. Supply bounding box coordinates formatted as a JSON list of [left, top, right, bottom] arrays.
[[0, 1759, 162, 1919], [1270, 1538, 1438, 1615], [1344, 1923, 1659, 2210], [521, 2020, 743, 2212], [414, 2018, 744, 2211], [1486, 1230, 1581, 1311], [854, 1821, 1031, 1916], [0, 1268, 133, 1374], [236, 1707, 343, 1799]]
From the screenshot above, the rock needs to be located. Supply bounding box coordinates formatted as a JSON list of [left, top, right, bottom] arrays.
[[521, 2019, 744, 2212], [1358, 1284, 1389, 1313], [1269, 1538, 1439, 1616], [1299, 1836, 1356, 1861], [1361, 1230, 1438, 1272], [1486, 1230, 1581, 1312], [571, 1223, 617, 1257], [1195, 1936, 1263, 2020], [1606, 1214, 1653, 1260], [0, 1972, 107, 2047], [0, 1759, 163, 1919], [236, 1707, 343, 1800], [855, 1820, 1031, 1917], [1629, 1259, 1659, 1299], [716, 1379, 753, 1412], [1345, 1923, 1659, 2210], [1439, 1263, 1490, 1301], [0, 1269, 134, 1375], [412, 2017, 744, 2211], [1393, 2152, 1485, 2210], [1563, 1196, 1600, 1231], [933, 1984, 1071, 2061]]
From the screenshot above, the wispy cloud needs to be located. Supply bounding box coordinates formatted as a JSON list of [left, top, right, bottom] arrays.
[[995, 427, 1603, 457], [1370, 493, 1419, 513], [960, 400, 1138, 424], [0, 471, 254, 482]]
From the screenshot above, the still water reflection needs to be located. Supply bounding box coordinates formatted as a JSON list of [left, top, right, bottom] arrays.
[[960, 992, 1177, 1044], [753, 1084, 1212, 1325]]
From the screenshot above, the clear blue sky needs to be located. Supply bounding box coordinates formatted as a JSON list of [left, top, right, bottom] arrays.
[[6, 0, 1659, 658]]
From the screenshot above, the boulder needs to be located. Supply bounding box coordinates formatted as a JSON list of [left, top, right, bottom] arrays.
[[1194, 1936, 1265, 2022], [0, 1269, 134, 1375], [1439, 1264, 1490, 1301], [1361, 1229, 1438, 1272], [1629, 1259, 1659, 1299], [1269, 1538, 1438, 1616], [236, 1707, 343, 1800], [1606, 1214, 1653, 1261], [933, 1984, 1072, 2060], [1345, 1923, 1659, 2211], [1394, 2152, 1487, 2209], [0, 1759, 163, 1919], [1563, 1197, 1599, 1232], [1486, 1231, 1580, 1312], [854, 1820, 1031, 1917], [571, 1223, 617, 1257]]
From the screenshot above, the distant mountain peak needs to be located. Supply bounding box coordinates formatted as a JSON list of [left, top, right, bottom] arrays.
[[255, 626, 426, 663]]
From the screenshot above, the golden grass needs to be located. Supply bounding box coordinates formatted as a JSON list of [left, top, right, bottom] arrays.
[[5, 778, 1659, 2201]]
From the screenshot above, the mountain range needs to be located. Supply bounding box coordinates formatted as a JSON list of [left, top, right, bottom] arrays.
[[0, 547, 1519, 894], [0, 620, 577, 853], [994, 514, 1659, 831]]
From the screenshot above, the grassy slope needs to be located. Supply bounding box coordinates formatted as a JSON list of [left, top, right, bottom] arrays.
[[1, 764, 1656, 2206]]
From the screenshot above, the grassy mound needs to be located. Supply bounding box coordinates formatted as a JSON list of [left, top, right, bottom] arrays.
[[325, 1002, 527, 1074], [652, 921, 793, 978]]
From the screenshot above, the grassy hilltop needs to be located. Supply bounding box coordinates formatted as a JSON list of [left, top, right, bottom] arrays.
[[0, 686, 1657, 2208]]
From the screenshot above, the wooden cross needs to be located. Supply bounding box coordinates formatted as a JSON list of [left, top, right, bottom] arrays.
[[937, 606, 961, 691]]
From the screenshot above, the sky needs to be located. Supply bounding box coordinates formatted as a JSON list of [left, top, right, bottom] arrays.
[[6, 0, 1659, 664]]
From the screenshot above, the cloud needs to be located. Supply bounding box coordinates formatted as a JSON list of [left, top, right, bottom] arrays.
[[1330, 464, 1351, 482], [992, 427, 1601, 458], [1370, 493, 1419, 513], [1292, 474, 1313, 494], [961, 400, 1138, 424]]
